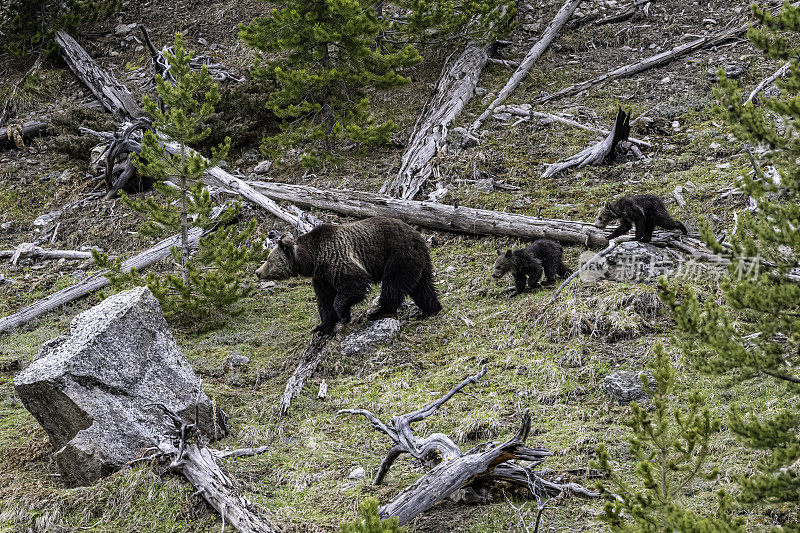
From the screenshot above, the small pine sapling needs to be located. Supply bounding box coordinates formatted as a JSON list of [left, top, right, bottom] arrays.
[[593, 345, 742, 532], [339, 499, 404, 533]]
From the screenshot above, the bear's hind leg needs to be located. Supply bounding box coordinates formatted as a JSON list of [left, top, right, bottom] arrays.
[[370, 263, 417, 319], [408, 268, 441, 316]]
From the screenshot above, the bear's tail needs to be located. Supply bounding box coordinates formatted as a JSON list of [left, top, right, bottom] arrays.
[[410, 267, 442, 316]]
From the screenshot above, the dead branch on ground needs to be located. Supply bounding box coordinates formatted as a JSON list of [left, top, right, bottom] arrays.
[[744, 61, 790, 106], [277, 333, 332, 419]]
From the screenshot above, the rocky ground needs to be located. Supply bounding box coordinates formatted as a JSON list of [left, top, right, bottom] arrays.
[[1, 0, 797, 531]]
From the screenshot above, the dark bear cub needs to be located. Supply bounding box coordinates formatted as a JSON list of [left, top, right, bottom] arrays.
[[492, 238, 571, 296], [595, 194, 687, 243], [256, 217, 441, 334]]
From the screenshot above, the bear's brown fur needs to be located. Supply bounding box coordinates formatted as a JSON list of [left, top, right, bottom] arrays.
[[492, 238, 571, 296], [595, 194, 687, 242], [256, 217, 441, 334]]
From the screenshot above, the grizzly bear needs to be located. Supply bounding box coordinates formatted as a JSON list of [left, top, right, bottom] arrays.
[[594, 194, 687, 243], [492, 238, 571, 296], [255, 217, 441, 334]]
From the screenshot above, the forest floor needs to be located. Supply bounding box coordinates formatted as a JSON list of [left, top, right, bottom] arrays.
[[1, 0, 797, 531]]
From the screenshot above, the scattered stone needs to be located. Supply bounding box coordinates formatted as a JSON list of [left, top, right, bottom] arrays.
[[660, 76, 671, 84], [448, 126, 479, 149], [671, 121, 680, 131], [197, 37, 208, 46], [88, 144, 106, 173], [706, 62, 748, 81], [1, 221, 12, 230], [473, 178, 494, 192], [318, 379, 328, 399], [602, 370, 656, 403], [522, 22, 541, 33], [254, 160, 273, 175], [33, 211, 60, 228], [709, 142, 721, 149], [57, 169, 71, 183], [114, 23, 131, 35], [348, 466, 366, 479], [13, 287, 228, 485], [578, 241, 682, 283], [223, 354, 250, 369], [474, 87, 487, 97], [341, 318, 401, 357]]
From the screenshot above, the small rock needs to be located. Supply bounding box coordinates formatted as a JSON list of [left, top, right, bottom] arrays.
[[602, 371, 656, 403], [709, 142, 721, 149], [57, 169, 70, 183], [254, 160, 273, 175], [706, 62, 748, 81], [217, 160, 229, 169], [474, 87, 487, 97], [444, 266, 456, 273], [318, 379, 327, 399], [660, 76, 671, 84], [348, 466, 366, 480], [223, 354, 250, 369], [197, 37, 208, 46], [473, 178, 494, 192], [33, 211, 60, 228], [115, 23, 131, 35], [1, 221, 13, 230], [448, 126, 478, 149], [522, 22, 541, 32], [492, 112, 512, 122], [341, 318, 401, 357], [716, 162, 731, 169], [671, 120, 680, 130]]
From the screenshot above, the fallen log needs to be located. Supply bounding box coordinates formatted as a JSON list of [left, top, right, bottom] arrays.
[[537, 23, 748, 103], [341, 367, 597, 525], [1, 244, 96, 265], [744, 61, 790, 106], [0, 205, 228, 335], [148, 404, 276, 533], [470, 0, 583, 132], [380, 44, 490, 199], [1, 121, 48, 148], [277, 332, 332, 419], [542, 107, 632, 177], [246, 181, 610, 246], [55, 30, 143, 119]]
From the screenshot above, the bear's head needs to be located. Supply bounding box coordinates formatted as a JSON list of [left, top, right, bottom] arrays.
[[492, 249, 516, 278], [594, 202, 619, 229], [256, 234, 298, 280]]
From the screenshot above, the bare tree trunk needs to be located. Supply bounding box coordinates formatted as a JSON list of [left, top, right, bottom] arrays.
[[247, 181, 609, 246], [469, 0, 584, 132]]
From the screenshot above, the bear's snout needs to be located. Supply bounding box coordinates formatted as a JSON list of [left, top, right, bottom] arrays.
[[491, 271, 502, 278]]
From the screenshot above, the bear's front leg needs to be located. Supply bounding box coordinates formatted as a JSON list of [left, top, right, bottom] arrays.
[[511, 273, 528, 296], [312, 279, 338, 334], [607, 219, 632, 239], [333, 274, 370, 325]]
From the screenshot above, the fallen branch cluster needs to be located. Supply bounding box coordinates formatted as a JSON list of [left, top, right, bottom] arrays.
[[341, 366, 597, 525]]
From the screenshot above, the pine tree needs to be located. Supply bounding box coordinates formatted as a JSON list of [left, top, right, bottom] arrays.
[[239, 0, 423, 167], [661, 3, 800, 528], [593, 345, 741, 533], [339, 499, 404, 533], [95, 34, 261, 329], [2, 0, 120, 56]]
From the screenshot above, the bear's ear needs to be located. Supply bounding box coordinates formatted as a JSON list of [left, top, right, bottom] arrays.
[[278, 234, 296, 251], [505, 249, 512, 257], [603, 201, 612, 210]]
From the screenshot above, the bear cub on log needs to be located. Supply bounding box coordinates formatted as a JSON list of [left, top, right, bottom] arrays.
[[594, 194, 687, 243], [492, 238, 571, 296], [255, 217, 441, 334]]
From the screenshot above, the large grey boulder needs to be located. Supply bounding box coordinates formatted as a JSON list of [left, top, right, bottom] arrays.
[[13, 287, 228, 485], [341, 318, 401, 357], [579, 241, 681, 283]]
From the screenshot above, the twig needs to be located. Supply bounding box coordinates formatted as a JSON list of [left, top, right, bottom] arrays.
[[743, 61, 790, 106]]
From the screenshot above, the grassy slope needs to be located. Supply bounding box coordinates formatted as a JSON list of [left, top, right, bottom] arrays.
[[1, 0, 797, 531]]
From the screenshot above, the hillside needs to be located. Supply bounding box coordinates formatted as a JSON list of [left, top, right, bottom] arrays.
[[0, 0, 796, 531]]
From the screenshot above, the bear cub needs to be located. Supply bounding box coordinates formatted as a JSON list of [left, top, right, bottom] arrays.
[[256, 217, 441, 334], [492, 238, 571, 296], [595, 194, 687, 243]]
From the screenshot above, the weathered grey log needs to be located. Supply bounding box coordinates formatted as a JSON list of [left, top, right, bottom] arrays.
[[542, 107, 631, 177], [0, 205, 228, 334], [1, 244, 95, 264], [537, 23, 748, 103], [341, 367, 597, 525], [470, 0, 583, 132], [246, 181, 610, 246], [0, 121, 48, 148], [55, 30, 142, 119], [13, 287, 228, 485], [744, 61, 790, 106], [381, 44, 490, 199], [277, 333, 331, 419]]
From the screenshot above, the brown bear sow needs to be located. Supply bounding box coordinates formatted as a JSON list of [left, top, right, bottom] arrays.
[[255, 217, 441, 334], [595, 194, 687, 243]]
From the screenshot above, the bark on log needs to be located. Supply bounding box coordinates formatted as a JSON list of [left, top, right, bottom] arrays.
[[380, 44, 490, 200], [470, 0, 583, 132], [0, 205, 228, 335], [542, 107, 631, 177], [55, 30, 143, 119], [537, 23, 748, 103], [246, 181, 610, 246], [0, 121, 48, 148], [277, 333, 332, 419]]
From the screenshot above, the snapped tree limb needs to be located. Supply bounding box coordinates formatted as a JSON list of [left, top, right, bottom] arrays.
[[277, 332, 332, 419]]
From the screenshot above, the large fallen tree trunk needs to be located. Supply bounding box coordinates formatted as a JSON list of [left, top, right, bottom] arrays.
[[0, 206, 228, 335], [247, 181, 610, 246], [341, 367, 597, 525], [380, 44, 490, 200], [469, 0, 583, 133], [1, 121, 48, 148], [55, 30, 142, 119], [537, 23, 748, 103]]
